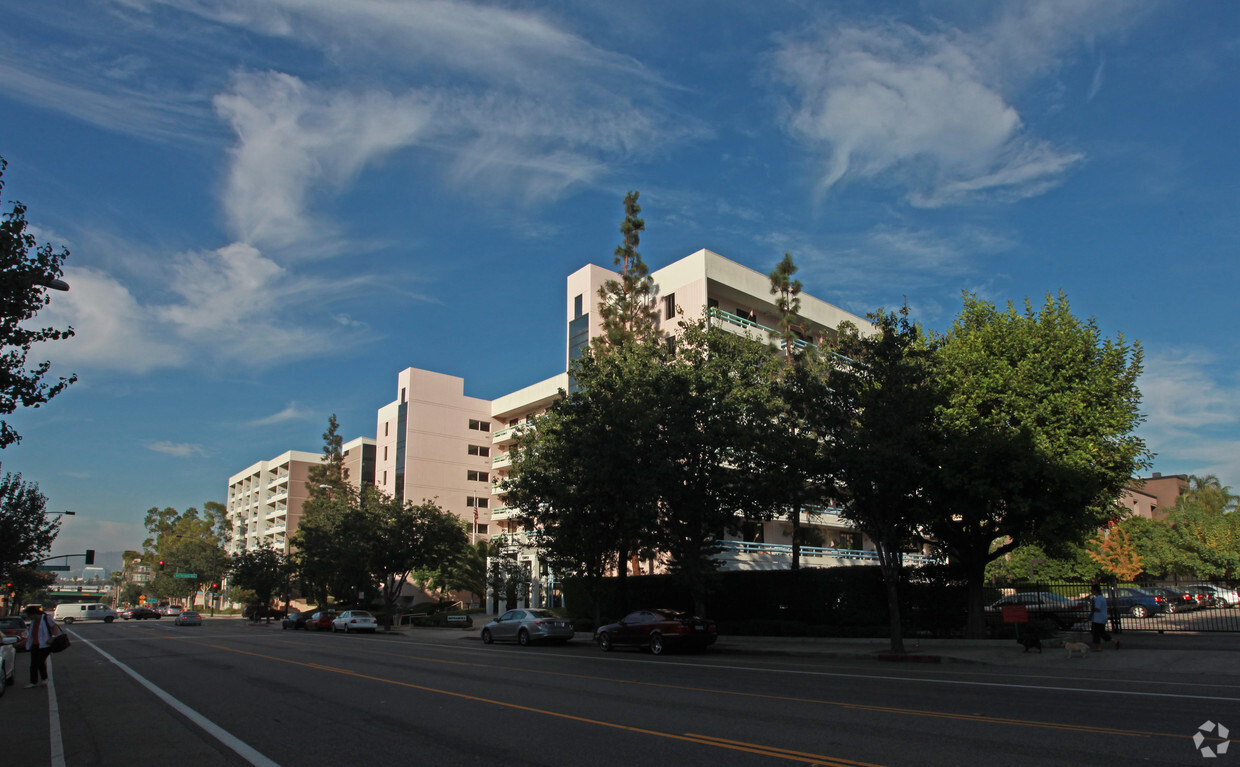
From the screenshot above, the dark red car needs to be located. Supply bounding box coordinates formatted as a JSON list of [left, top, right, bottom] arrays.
[[305, 611, 338, 631], [595, 609, 718, 655]]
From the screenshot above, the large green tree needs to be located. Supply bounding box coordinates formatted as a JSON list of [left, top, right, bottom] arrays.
[[230, 544, 287, 615], [0, 471, 58, 577], [368, 489, 469, 628], [924, 292, 1148, 637], [143, 505, 230, 604], [822, 308, 940, 653], [506, 340, 666, 624], [291, 482, 377, 607], [0, 157, 77, 449]]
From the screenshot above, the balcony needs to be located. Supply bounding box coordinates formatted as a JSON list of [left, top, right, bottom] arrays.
[[492, 453, 513, 469], [490, 506, 520, 521], [716, 540, 937, 568]]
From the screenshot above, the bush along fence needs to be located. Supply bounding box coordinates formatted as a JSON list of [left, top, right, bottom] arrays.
[[560, 568, 1240, 638]]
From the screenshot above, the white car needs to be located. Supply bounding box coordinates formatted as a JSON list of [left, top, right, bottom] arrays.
[[331, 610, 378, 633], [1, 635, 17, 696]]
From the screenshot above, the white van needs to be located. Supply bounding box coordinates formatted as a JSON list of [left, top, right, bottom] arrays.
[[53, 603, 118, 624]]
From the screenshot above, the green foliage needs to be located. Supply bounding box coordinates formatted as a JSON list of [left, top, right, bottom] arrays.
[[984, 543, 1101, 583], [142, 505, 229, 597], [229, 544, 287, 607], [594, 190, 659, 350], [306, 413, 347, 502], [0, 156, 77, 449], [0, 471, 57, 576], [369, 490, 470, 624], [924, 291, 1148, 636]]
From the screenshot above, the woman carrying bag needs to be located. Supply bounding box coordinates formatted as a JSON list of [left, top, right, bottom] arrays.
[[22, 604, 65, 688]]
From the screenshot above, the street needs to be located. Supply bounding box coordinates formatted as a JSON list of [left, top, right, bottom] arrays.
[[9, 618, 1236, 766]]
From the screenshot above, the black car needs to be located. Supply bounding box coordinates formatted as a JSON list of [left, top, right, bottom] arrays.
[[595, 609, 718, 655], [281, 610, 311, 630], [1146, 587, 1198, 613], [122, 607, 161, 620], [985, 592, 1092, 629]]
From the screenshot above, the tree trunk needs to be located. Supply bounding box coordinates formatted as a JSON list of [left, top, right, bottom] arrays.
[[790, 500, 802, 572], [964, 560, 988, 639], [877, 543, 905, 654]]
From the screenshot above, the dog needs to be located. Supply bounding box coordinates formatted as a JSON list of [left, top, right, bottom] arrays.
[[1017, 635, 1042, 653], [1065, 641, 1091, 658]]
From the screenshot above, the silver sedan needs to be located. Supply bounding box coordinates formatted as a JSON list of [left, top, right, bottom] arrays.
[[481, 609, 574, 646]]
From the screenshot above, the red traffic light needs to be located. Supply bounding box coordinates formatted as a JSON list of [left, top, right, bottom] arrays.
[[158, 560, 165, 571]]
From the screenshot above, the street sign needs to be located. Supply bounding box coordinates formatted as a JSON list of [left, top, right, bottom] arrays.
[[173, 573, 198, 579], [36, 565, 71, 571]]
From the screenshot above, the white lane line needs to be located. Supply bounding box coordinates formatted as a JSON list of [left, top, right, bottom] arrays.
[[67, 630, 280, 767], [47, 659, 65, 767]]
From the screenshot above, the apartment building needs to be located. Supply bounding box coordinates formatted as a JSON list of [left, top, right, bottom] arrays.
[[226, 437, 376, 555]]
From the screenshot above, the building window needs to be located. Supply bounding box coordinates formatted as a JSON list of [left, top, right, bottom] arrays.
[[383, 446, 388, 460], [708, 297, 719, 310], [476, 524, 488, 535], [468, 419, 490, 432], [467, 444, 490, 457], [383, 470, 387, 484], [574, 294, 583, 318], [664, 293, 676, 320], [467, 470, 490, 482], [466, 496, 490, 509], [384, 421, 389, 436]]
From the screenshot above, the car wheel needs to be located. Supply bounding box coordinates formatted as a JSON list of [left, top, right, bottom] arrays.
[[518, 629, 530, 647], [598, 632, 614, 651], [1130, 605, 1149, 619], [104, 616, 115, 623], [345, 624, 352, 633], [331, 624, 338, 632], [649, 633, 665, 655], [481, 628, 493, 644], [63, 617, 74, 625]]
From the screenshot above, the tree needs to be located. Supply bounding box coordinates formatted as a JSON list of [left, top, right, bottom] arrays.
[[230, 544, 287, 615], [0, 157, 77, 449], [764, 252, 825, 572], [505, 340, 666, 625], [1087, 526, 1145, 581], [143, 505, 229, 604], [594, 191, 660, 350], [306, 414, 347, 501], [924, 292, 1149, 637], [822, 308, 940, 653], [291, 482, 377, 607], [368, 489, 469, 628], [431, 540, 493, 606], [0, 471, 58, 577], [652, 318, 784, 617]]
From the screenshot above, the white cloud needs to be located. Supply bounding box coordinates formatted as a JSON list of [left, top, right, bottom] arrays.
[[146, 441, 208, 458], [775, 21, 1084, 207], [1137, 350, 1240, 484], [249, 403, 311, 427]]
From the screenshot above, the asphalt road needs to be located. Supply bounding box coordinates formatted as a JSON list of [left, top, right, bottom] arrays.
[[9, 618, 1237, 766]]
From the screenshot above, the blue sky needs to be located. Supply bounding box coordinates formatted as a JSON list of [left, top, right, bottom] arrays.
[[2, 1, 1237, 562]]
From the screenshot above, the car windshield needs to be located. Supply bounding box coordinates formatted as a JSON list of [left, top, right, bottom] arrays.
[[528, 610, 558, 619], [182, 612, 199, 617], [349, 612, 372, 618]]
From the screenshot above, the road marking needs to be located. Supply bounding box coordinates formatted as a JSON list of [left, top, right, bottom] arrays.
[[69, 631, 280, 767], [47, 660, 65, 767], [179, 639, 878, 766]]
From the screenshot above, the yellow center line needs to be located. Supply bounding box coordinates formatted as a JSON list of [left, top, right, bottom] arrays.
[[165, 636, 876, 766]]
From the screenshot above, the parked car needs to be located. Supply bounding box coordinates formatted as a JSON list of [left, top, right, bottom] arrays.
[[1107, 587, 1167, 618], [281, 611, 311, 630], [158, 605, 184, 616], [1182, 585, 1221, 609], [331, 610, 378, 633], [0, 616, 27, 651], [122, 607, 161, 620], [1145, 587, 1198, 613], [481, 609, 574, 646], [1185, 584, 1240, 608], [985, 592, 1091, 629], [173, 610, 202, 626], [595, 609, 718, 655], [1, 635, 17, 695], [305, 611, 338, 631]]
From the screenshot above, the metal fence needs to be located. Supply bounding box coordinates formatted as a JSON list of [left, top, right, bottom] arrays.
[[985, 582, 1240, 634]]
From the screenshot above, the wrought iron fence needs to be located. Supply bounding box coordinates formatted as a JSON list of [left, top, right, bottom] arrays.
[[983, 581, 1240, 635]]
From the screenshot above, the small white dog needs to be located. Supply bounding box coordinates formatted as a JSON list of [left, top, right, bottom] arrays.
[[1065, 641, 1091, 658]]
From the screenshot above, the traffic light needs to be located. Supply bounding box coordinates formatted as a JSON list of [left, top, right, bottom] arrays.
[[158, 560, 165, 571], [85, 549, 95, 565]]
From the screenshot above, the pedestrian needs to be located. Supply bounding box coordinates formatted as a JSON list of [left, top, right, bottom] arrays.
[[1089, 584, 1120, 651], [23, 604, 61, 688]]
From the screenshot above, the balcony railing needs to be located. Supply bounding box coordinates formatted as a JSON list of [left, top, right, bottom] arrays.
[[492, 454, 512, 469], [717, 539, 937, 566]]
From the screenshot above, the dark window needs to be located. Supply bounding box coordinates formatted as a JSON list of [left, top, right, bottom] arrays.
[[664, 293, 676, 320], [468, 445, 490, 457], [468, 419, 490, 432], [476, 523, 488, 535], [467, 470, 490, 482], [466, 496, 490, 509], [708, 297, 719, 310], [574, 294, 583, 318]]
